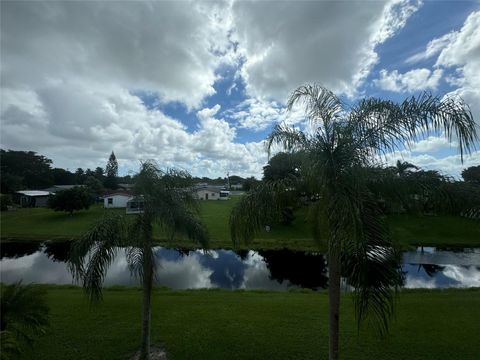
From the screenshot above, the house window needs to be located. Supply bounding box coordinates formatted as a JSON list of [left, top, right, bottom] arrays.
[[108, 198, 113, 205], [212, 193, 215, 196]]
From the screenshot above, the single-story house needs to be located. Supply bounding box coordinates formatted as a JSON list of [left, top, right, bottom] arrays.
[[126, 196, 144, 214], [101, 192, 133, 208], [196, 187, 230, 200], [15, 190, 51, 208]]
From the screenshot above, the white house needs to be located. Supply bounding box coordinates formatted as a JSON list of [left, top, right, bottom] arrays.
[[230, 183, 243, 190], [196, 187, 230, 200], [101, 192, 132, 208]]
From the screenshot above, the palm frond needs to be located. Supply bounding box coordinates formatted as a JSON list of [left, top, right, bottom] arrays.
[[162, 205, 209, 248], [339, 194, 403, 335], [287, 84, 343, 126], [68, 214, 130, 301], [350, 92, 478, 160], [230, 180, 294, 246], [0, 282, 49, 352], [0, 330, 20, 360], [266, 123, 308, 157], [125, 246, 145, 280]]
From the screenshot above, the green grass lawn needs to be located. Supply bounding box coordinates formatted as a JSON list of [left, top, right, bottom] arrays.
[[14, 286, 480, 360], [387, 214, 480, 248], [1, 198, 479, 249]]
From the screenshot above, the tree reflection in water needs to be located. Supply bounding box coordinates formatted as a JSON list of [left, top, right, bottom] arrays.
[[0, 241, 41, 259], [417, 264, 445, 277], [258, 249, 328, 289], [43, 241, 72, 262]]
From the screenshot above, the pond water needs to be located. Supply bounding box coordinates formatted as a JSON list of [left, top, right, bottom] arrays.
[[1, 242, 479, 290]]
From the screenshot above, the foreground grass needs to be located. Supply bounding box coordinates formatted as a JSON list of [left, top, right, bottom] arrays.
[[1, 199, 479, 249], [14, 286, 480, 360]]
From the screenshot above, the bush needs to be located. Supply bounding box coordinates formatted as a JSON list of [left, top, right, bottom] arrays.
[[48, 186, 94, 215], [0, 194, 13, 211]]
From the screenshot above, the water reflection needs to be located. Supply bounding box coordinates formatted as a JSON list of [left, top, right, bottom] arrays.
[[402, 247, 480, 288], [1, 242, 479, 289], [259, 250, 328, 289]]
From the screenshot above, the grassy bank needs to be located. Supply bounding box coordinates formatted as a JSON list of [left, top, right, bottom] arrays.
[[14, 286, 480, 360], [1, 198, 479, 249]]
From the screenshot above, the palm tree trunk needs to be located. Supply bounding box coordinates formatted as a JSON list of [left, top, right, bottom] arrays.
[[140, 246, 153, 360], [328, 252, 341, 360]]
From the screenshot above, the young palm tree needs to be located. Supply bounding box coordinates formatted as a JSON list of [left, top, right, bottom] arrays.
[[0, 282, 49, 360], [69, 161, 208, 360], [230, 84, 477, 360]]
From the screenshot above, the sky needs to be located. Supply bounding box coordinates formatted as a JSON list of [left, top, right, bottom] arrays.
[[1, 0, 479, 179]]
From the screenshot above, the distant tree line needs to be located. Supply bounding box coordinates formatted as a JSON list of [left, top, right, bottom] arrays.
[[0, 149, 133, 195], [262, 152, 480, 220], [0, 149, 261, 196]]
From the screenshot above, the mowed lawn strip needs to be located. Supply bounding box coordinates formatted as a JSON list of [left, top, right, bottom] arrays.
[[1, 197, 479, 249], [16, 286, 480, 360]]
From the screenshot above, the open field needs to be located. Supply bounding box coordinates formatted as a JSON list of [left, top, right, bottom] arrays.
[[1, 197, 479, 250], [11, 286, 480, 360]]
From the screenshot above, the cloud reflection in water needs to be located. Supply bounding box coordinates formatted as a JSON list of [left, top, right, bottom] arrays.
[[1, 243, 479, 290]]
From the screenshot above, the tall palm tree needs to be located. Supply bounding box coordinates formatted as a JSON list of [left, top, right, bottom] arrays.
[[230, 84, 477, 360], [69, 161, 208, 360]]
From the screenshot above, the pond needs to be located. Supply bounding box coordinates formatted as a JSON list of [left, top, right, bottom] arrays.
[[1, 242, 479, 290]]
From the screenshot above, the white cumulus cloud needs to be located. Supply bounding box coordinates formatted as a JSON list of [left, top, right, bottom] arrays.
[[232, 0, 422, 101], [374, 68, 443, 92]]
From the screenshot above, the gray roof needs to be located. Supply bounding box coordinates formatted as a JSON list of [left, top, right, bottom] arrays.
[[16, 190, 51, 197], [197, 187, 229, 193], [42, 185, 84, 192]]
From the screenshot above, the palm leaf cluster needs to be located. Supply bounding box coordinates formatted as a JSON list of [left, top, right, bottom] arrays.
[[69, 161, 208, 301], [0, 282, 49, 360], [230, 84, 477, 336]]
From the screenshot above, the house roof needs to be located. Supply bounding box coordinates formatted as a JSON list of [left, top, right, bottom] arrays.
[[197, 187, 229, 193], [16, 190, 51, 197], [42, 185, 84, 192], [100, 192, 133, 199]]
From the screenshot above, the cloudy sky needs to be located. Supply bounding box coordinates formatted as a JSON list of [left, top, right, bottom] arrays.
[[1, 0, 479, 178]]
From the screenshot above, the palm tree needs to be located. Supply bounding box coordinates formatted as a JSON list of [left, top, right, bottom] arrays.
[[230, 84, 477, 360], [394, 160, 419, 176], [69, 161, 208, 360], [0, 282, 49, 360]]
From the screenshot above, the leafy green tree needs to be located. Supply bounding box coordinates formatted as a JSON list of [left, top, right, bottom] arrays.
[[104, 151, 119, 189], [69, 161, 208, 359], [230, 85, 477, 360], [0, 282, 49, 360], [0, 149, 53, 192], [51, 168, 75, 185], [461, 165, 480, 184], [263, 152, 302, 182], [94, 167, 104, 181], [242, 176, 260, 191], [74, 168, 86, 185], [84, 176, 104, 196], [0, 194, 13, 211], [48, 186, 94, 215]]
